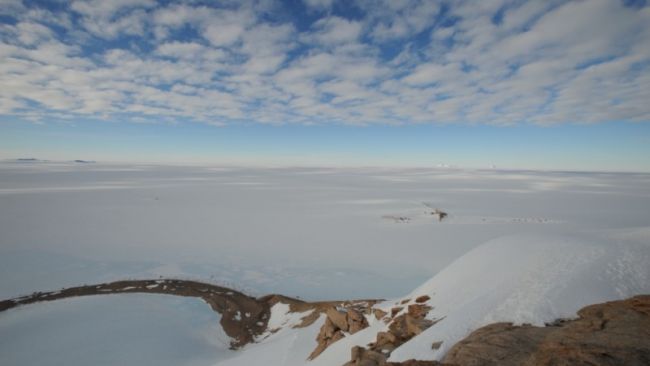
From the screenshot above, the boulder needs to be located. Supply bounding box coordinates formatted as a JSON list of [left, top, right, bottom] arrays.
[[326, 307, 349, 331], [391, 306, 403, 317], [415, 295, 431, 303], [344, 346, 387, 366], [348, 308, 369, 334], [374, 308, 388, 320], [408, 304, 432, 318]]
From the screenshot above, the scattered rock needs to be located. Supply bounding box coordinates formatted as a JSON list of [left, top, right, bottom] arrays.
[[383, 215, 411, 223], [430, 209, 447, 222], [344, 346, 447, 366], [374, 308, 388, 320], [408, 304, 432, 318], [391, 307, 403, 317], [310, 305, 371, 359], [344, 346, 388, 366], [353, 300, 436, 365], [415, 295, 430, 303]]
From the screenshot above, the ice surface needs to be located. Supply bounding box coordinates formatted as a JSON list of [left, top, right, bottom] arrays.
[[2, 162, 649, 300], [0, 293, 234, 366]]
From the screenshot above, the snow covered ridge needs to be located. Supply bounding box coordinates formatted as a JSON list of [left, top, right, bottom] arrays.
[[215, 232, 650, 365], [3, 232, 649, 365]]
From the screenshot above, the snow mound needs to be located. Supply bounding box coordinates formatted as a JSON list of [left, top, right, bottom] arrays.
[[388, 233, 650, 362]]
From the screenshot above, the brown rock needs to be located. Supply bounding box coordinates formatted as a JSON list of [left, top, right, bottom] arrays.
[[443, 295, 650, 366], [387, 360, 445, 366], [348, 308, 366, 322], [345, 345, 446, 366], [309, 341, 328, 360], [405, 314, 434, 336], [348, 308, 370, 334], [330, 330, 345, 343], [344, 346, 388, 366], [321, 317, 337, 338], [374, 308, 388, 320], [415, 295, 431, 303], [391, 307, 403, 317], [374, 331, 398, 352], [327, 306, 349, 331], [408, 304, 432, 318]]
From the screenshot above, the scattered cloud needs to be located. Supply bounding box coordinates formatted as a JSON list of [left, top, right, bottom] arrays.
[[0, 0, 649, 126]]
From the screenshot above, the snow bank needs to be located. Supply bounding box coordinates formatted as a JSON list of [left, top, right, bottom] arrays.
[[388, 233, 650, 361]]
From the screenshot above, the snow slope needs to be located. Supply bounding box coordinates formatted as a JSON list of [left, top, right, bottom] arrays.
[[387, 233, 650, 361], [205, 231, 650, 366]]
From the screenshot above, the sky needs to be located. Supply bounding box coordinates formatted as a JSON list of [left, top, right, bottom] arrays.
[[0, 0, 649, 170]]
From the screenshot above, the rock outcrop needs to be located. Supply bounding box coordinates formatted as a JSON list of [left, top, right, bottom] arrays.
[[309, 305, 371, 359], [370, 303, 436, 354], [343, 345, 446, 366], [443, 295, 650, 366], [0, 279, 269, 348]]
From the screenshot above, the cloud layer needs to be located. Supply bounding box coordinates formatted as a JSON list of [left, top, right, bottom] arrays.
[[1, 0, 649, 126]]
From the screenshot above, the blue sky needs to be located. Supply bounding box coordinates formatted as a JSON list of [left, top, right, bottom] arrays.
[[1, 0, 649, 170]]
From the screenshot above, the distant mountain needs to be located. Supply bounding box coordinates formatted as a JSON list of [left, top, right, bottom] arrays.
[[15, 158, 43, 162]]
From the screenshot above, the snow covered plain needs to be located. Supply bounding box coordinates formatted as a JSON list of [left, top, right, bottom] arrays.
[[0, 161, 649, 365]]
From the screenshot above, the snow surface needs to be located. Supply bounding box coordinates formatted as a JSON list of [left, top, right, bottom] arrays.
[[387, 233, 650, 361], [1, 162, 649, 365], [0, 294, 234, 366], [2, 162, 649, 300]]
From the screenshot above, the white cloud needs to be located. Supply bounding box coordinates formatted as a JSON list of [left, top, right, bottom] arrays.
[[402, 63, 461, 86], [0, 0, 648, 126], [308, 16, 363, 45], [70, 0, 156, 39]]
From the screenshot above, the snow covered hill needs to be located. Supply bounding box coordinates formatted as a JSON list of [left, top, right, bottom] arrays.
[[211, 232, 650, 365]]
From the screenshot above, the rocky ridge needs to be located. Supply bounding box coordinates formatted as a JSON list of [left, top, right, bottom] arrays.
[[2, 281, 649, 365]]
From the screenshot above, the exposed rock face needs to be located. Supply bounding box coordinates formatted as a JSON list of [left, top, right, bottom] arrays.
[[374, 308, 388, 320], [343, 345, 446, 366], [309, 306, 371, 359], [364, 302, 437, 360], [443, 295, 650, 366], [327, 307, 350, 331]]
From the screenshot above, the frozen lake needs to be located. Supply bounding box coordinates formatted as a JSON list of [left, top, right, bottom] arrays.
[[0, 293, 233, 366]]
